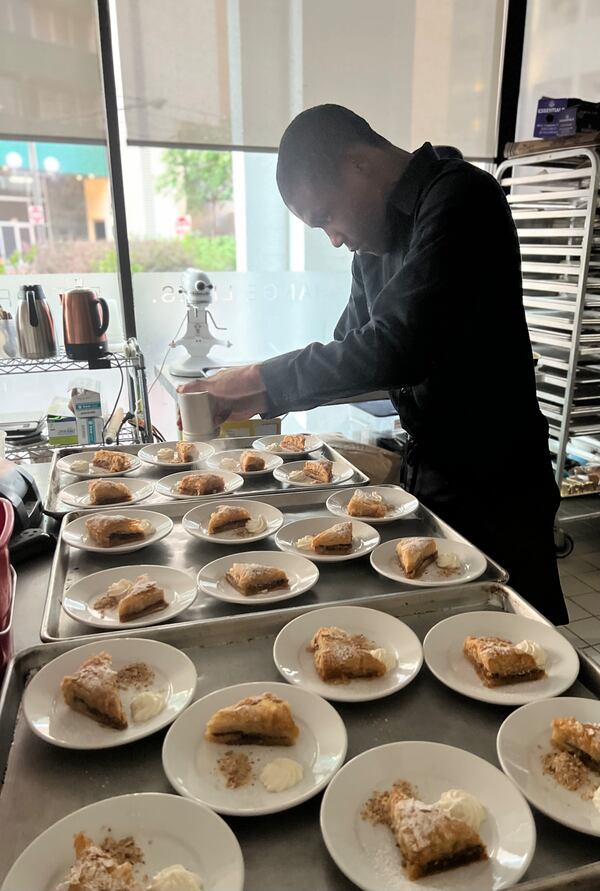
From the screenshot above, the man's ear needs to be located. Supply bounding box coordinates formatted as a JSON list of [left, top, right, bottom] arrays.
[[344, 146, 372, 177]]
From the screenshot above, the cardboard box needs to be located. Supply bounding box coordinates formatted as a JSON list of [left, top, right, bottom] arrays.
[[218, 418, 282, 438], [534, 96, 600, 138], [47, 399, 78, 446]]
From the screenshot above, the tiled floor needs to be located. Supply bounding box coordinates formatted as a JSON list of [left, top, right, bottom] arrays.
[[557, 515, 600, 661]]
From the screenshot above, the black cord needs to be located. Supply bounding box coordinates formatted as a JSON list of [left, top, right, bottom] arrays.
[[102, 354, 125, 445]]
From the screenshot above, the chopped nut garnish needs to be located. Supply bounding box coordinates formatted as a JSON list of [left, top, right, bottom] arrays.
[[115, 662, 155, 689], [217, 750, 253, 789], [542, 749, 594, 796], [361, 779, 417, 826]]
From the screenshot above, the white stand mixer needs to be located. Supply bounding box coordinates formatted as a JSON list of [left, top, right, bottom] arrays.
[[169, 268, 232, 378]]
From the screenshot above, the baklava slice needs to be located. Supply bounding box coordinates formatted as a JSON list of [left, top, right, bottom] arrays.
[[175, 441, 199, 463], [552, 717, 600, 768], [396, 537, 437, 578], [240, 450, 265, 472], [225, 562, 289, 596], [389, 789, 487, 880], [176, 472, 225, 496], [463, 636, 545, 687], [280, 434, 307, 452], [85, 514, 148, 548], [309, 626, 387, 682], [303, 459, 333, 483], [56, 833, 140, 891], [205, 692, 299, 745], [208, 504, 251, 534], [92, 449, 132, 473], [117, 574, 168, 621], [312, 521, 353, 555], [61, 651, 128, 730], [88, 479, 132, 505], [347, 489, 387, 518]]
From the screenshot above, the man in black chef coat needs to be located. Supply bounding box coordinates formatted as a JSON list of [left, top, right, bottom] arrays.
[[179, 104, 567, 624]]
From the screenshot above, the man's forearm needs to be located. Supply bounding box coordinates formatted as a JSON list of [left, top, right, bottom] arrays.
[[259, 318, 428, 417]]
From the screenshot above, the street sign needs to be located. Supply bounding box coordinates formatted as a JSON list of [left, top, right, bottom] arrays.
[[175, 214, 192, 236], [28, 205, 45, 226]]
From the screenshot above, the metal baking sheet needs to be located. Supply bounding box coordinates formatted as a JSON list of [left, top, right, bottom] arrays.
[[41, 486, 507, 642], [3, 583, 600, 891], [43, 436, 369, 518]]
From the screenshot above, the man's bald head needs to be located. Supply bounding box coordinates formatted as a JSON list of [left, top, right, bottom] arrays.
[[276, 104, 388, 203]]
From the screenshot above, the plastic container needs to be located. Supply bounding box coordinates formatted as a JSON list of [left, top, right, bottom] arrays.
[[0, 498, 14, 628]]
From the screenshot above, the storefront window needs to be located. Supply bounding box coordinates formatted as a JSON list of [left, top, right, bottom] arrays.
[[516, 0, 600, 140]]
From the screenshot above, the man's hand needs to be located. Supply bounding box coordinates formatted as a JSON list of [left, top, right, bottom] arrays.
[[176, 364, 269, 428]]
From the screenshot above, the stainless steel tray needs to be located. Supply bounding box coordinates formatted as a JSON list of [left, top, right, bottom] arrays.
[[43, 436, 369, 518], [41, 486, 507, 642], [3, 583, 600, 891]]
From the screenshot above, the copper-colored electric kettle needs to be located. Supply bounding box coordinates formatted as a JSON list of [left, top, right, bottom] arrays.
[[60, 287, 109, 360]]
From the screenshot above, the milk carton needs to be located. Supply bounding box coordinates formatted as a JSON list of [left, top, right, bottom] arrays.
[[72, 388, 103, 446]]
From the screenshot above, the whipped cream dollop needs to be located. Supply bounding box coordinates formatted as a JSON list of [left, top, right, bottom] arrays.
[[593, 786, 600, 814], [157, 448, 175, 462], [369, 648, 396, 672], [147, 864, 202, 891], [514, 639, 546, 669], [436, 552, 462, 570], [220, 458, 240, 471], [131, 690, 166, 723], [260, 757, 303, 793], [70, 459, 89, 474], [436, 789, 486, 831], [265, 442, 281, 452], [296, 534, 315, 550], [246, 514, 266, 534], [106, 578, 132, 599]]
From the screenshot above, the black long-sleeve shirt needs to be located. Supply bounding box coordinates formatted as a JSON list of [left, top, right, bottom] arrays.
[[260, 142, 550, 478]]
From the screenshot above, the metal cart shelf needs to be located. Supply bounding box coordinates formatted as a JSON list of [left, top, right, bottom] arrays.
[[1, 339, 153, 463]]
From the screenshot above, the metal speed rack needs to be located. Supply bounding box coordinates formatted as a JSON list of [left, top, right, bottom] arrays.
[[0, 338, 153, 463], [496, 146, 600, 493]]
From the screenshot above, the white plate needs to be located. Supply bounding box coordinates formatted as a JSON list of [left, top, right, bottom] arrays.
[[273, 605, 423, 702], [206, 448, 283, 476], [320, 740, 535, 891], [252, 433, 324, 457], [162, 681, 347, 816], [59, 477, 154, 509], [56, 450, 141, 478], [23, 638, 197, 750], [138, 440, 215, 468], [423, 611, 579, 705], [1, 792, 243, 891], [183, 499, 284, 545], [62, 564, 197, 630], [497, 696, 600, 836], [370, 536, 486, 586], [62, 507, 174, 555], [326, 485, 419, 523], [273, 459, 354, 488], [275, 517, 380, 563], [156, 469, 244, 499], [197, 550, 319, 605]]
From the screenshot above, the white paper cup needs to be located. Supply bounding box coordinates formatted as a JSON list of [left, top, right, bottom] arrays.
[[178, 391, 216, 439]]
